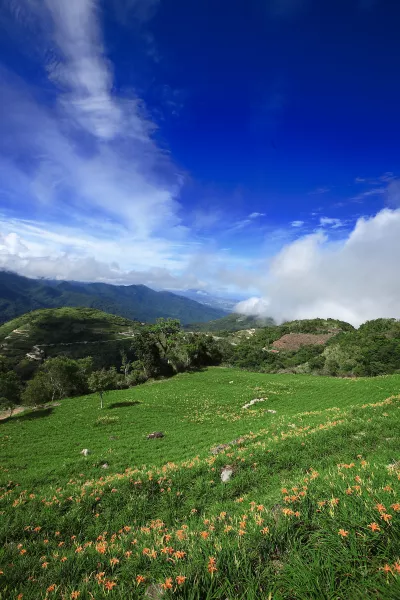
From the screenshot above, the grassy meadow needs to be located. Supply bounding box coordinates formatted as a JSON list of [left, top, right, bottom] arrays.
[[1, 367, 400, 599]]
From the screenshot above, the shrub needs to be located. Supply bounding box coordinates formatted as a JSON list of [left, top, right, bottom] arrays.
[[94, 415, 120, 427]]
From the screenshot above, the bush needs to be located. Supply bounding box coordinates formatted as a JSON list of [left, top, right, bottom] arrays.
[[94, 415, 120, 427]]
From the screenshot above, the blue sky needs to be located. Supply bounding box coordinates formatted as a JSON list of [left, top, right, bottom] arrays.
[[0, 0, 400, 323]]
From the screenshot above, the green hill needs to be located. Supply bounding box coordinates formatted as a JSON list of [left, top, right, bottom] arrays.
[[0, 307, 140, 365], [0, 271, 227, 325], [186, 312, 275, 332]]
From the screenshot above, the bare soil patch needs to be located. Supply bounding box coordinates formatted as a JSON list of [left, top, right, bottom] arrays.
[[272, 332, 335, 351]]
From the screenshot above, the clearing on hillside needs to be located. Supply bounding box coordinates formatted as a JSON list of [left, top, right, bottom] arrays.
[[1, 367, 400, 599], [272, 332, 336, 351]]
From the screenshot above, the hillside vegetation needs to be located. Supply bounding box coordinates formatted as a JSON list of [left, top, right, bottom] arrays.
[[0, 307, 140, 365], [218, 317, 400, 377], [1, 368, 400, 598], [0, 271, 227, 325], [186, 313, 275, 332]]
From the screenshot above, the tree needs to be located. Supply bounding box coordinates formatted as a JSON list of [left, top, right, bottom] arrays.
[[120, 350, 131, 383], [41, 356, 93, 401], [0, 370, 21, 415], [131, 332, 163, 379], [88, 367, 119, 409], [21, 371, 53, 407], [151, 318, 181, 357]]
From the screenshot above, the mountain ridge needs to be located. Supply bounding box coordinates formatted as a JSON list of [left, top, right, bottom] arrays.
[[0, 271, 227, 325]]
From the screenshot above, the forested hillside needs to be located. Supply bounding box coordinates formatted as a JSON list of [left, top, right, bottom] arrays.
[[0, 271, 227, 325]]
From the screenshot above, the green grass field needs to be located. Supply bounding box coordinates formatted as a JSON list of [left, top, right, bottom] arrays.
[[2, 367, 400, 599]]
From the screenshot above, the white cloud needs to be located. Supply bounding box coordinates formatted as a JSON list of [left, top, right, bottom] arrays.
[[351, 188, 386, 202], [235, 208, 400, 327], [290, 220, 304, 227], [319, 217, 343, 229], [0, 0, 189, 276], [249, 212, 266, 219]]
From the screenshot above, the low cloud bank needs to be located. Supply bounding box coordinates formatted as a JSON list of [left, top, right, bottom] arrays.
[[236, 208, 400, 327]]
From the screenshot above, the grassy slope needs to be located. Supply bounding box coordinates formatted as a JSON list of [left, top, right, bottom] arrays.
[[1, 368, 400, 598]]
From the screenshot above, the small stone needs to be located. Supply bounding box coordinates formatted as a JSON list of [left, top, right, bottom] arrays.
[[266, 409, 277, 414], [147, 432, 164, 439], [144, 583, 165, 599], [228, 381, 234, 384], [221, 465, 234, 483], [210, 443, 230, 455], [101, 463, 109, 469], [80, 449, 90, 456]]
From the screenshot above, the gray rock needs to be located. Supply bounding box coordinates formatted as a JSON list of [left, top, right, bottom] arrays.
[[144, 583, 165, 599], [147, 432, 165, 439]]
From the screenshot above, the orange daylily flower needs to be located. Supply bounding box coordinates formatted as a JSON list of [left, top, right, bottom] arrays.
[[162, 577, 173, 590], [104, 580, 116, 591], [368, 522, 380, 532], [338, 529, 349, 537], [176, 575, 186, 585], [136, 575, 146, 584], [207, 556, 217, 574]]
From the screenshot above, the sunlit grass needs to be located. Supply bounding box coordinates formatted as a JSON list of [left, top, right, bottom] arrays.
[[1, 368, 400, 598]]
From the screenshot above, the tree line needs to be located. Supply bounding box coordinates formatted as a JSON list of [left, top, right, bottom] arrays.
[[2, 316, 400, 415], [0, 319, 222, 413]]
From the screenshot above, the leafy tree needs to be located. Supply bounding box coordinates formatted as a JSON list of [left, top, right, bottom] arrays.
[[21, 372, 53, 407], [88, 367, 120, 409], [120, 350, 132, 383], [41, 356, 93, 401], [131, 331, 164, 379], [0, 369, 21, 416], [150, 318, 181, 357]]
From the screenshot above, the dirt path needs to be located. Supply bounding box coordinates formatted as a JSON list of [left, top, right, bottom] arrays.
[[0, 405, 27, 420], [0, 402, 60, 421]]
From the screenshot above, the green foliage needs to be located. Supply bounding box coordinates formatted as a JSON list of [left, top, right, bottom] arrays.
[[21, 371, 54, 406], [88, 367, 121, 409], [0, 369, 21, 408], [94, 415, 120, 426], [186, 313, 275, 332]]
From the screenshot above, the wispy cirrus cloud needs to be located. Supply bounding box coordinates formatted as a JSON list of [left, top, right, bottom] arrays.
[[0, 0, 194, 286]]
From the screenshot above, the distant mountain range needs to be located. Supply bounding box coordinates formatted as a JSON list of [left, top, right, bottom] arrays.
[[0, 271, 228, 325], [171, 289, 240, 312]]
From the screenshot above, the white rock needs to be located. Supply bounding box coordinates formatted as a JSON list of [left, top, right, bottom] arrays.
[[266, 409, 277, 414], [80, 448, 90, 456], [221, 466, 234, 483], [242, 398, 265, 409]]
